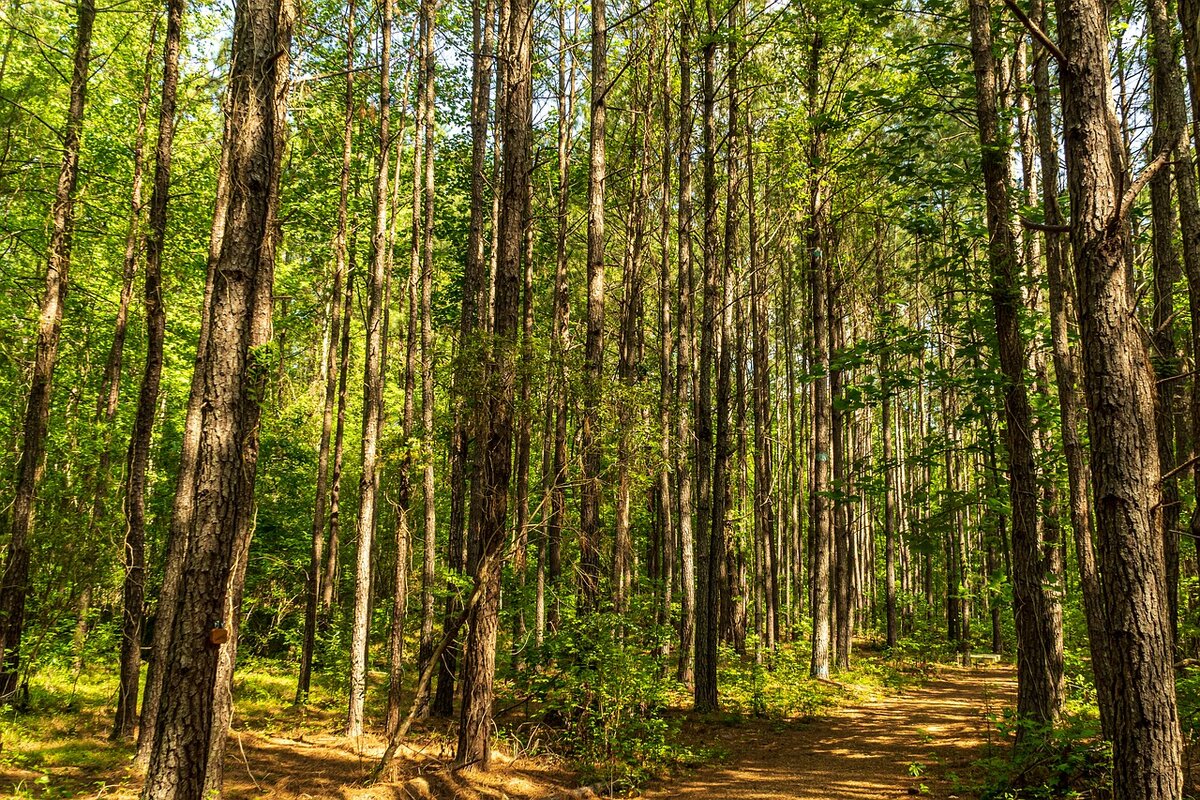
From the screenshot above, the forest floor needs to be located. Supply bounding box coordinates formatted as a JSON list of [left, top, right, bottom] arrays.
[[645, 663, 1016, 800], [0, 658, 1014, 800]]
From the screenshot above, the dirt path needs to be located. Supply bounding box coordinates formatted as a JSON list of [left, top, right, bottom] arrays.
[[647, 665, 1015, 800]]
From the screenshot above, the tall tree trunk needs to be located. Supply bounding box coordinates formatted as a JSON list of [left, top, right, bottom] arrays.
[[807, 29, 833, 681], [455, 0, 530, 764], [1148, 0, 1183, 648], [139, 0, 293, 791], [877, 237, 898, 649], [136, 96, 233, 772], [0, 0, 95, 700], [579, 0, 607, 615], [831, 292, 850, 671], [748, 104, 776, 652], [968, 0, 1063, 730], [1150, 0, 1200, 646], [109, 16, 161, 740], [298, 0, 355, 706], [675, 0, 696, 686], [1028, 0, 1114, 736], [347, 0, 393, 738], [416, 0, 440, 706], [322, 246, 355, 615], [1056, 0, 1184, 791], [437, 0, 495, 721], [693, 0, 719, 709]]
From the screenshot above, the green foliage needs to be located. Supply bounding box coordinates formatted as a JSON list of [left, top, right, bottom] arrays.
[[525, 611, 695, 791], [977, 715, 1111, 800]]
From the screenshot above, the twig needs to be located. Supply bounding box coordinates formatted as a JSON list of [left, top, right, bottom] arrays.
[[236, 731, 263, 791]]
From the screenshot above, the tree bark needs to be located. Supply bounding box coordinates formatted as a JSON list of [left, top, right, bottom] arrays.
[[455, 0, 530, 764], [109, 15, 162, 740], [579, 0, 607, 616], [1056, 0, 1184, 791], [139, 0, 293, 790], [807, 29, 833, 681], [675, 0, 696, 687]]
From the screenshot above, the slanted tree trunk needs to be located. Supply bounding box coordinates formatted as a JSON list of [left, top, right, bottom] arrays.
[[0, 0, 95, 700], [298, 0, 355, 707], [455, 0, 530, 764], [139, 0, 293, 791], [347, 0, 393, 738], [1055, 0, 1184, 791], [968, 0, 1063, 730]]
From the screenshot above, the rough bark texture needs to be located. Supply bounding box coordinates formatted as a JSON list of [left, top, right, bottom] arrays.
[[455, 0, 530, 765], [807, 29, 832, 682], [139, 0, 293, 791], [1056, 0, 1184, 792], [579, 0, 607, 616], [694, 0, 719, 709], [675, 3, 696, 687], [434, 0, 495, 718], [110, 16, 161, 740]]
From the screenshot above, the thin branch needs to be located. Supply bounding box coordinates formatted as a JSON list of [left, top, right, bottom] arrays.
[[1020, 216, 1070, 233], [1119, 127, 1186, 221], [1001, 0, 1067, 66]]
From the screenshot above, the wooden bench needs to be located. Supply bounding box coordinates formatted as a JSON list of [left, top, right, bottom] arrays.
[[961, 652, 1002, 667]]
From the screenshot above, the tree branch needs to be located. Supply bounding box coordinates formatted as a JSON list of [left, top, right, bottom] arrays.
[[1020, 216, 1070, 234], [1119, 127, 1187, 221], [1001, 0, 1067, 67]]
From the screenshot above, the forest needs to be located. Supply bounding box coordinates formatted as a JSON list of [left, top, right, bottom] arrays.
[[1, 0, 1198, 794]]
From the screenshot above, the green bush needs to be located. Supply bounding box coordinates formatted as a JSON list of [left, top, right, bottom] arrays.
[[527, 608, 694, 791]]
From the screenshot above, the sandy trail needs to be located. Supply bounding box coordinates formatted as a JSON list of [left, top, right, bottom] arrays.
[[647, 665, 1016, 800]]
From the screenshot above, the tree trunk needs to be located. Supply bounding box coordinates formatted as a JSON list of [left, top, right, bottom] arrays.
[[0, 0, 95, 700], [455, 0, 530, 764], [807, 29, 832, 681], [748, 113, 776, 652], [693, 0, 719, 709], [579, 0, 607, 616], [416, 0, 440, 707], [968, 0, 1063, 730], [298, 0, 355, 707], [675, 0, 696, 687], [109, 16, 161, 740], [139, 0, 293, 791], [1056, 0, 1184, 791], [347, 0, 393, 738]]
